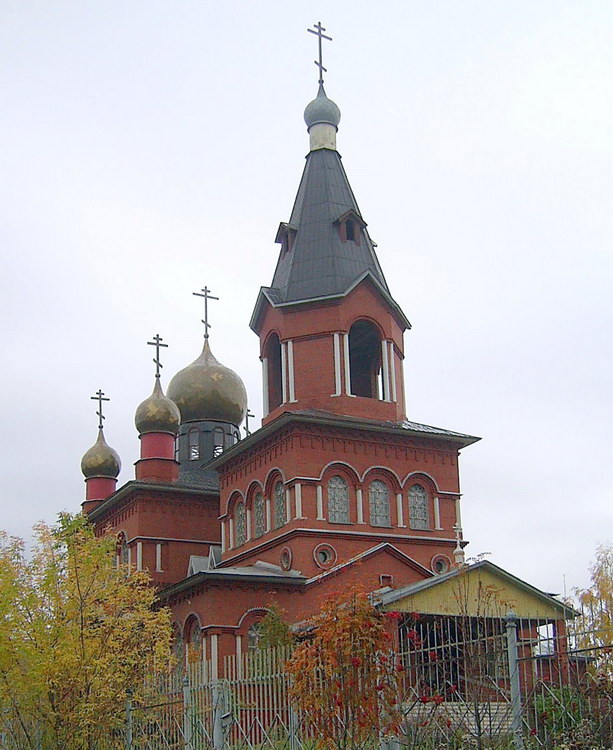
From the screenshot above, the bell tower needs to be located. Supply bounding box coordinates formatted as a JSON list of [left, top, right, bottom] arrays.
[[251, 80, 410, 427]]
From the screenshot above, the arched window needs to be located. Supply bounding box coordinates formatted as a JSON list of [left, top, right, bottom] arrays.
[[187, 620, 201, 663], [265, 333, 283, 412], [409, 484, 429, 530], [254, 493, 265, 538], [235, 501, 246, 546], [348, 320, 382, 399], [273, 481, 285, 529], [369, 480, 390, 527], [213, 428, 224, 457], [173, 628, 185, 673], [188, 428, 200, 460], [248, 623, 261, 651], [328, 475, 350, 523]]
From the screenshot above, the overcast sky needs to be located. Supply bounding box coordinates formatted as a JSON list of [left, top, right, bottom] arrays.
[[1, 1, 611, 598]]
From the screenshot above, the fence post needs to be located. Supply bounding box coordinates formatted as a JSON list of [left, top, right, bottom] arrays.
[[289, 705, 299, 750], [505, 612, 524, 750], [183, 675, 194, 750], [212, 680, 231, 750], [125, 688, 133, 750]]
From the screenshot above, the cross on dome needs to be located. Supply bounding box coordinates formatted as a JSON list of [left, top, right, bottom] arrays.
[[307, 21, 332, 85], [193, 286, 219, 339], [147, 333, 168, 378], [90, 389, 110, 430]]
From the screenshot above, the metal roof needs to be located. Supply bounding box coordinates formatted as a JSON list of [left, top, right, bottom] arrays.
[[267, 148, 392, 305]]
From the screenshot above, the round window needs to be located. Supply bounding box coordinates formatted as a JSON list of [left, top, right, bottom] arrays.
[[280, 546, 292, 571], [313, 543, 337, 569], [431, 554, 451, 575]]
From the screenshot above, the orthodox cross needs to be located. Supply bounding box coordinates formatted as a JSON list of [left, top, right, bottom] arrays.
[[244, 408, 255, 437], [193, 286, 219, 339], [147, 333, 168, 378], [91, 389, 110, 430], [453, 522, 463, 543], [307, 21, 332, 85]]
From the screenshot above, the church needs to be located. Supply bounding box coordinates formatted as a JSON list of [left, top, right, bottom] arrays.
[[78, 30, 570, 678]]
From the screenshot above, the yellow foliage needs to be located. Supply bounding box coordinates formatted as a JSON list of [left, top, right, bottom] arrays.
[[0, 513, 173, 749]]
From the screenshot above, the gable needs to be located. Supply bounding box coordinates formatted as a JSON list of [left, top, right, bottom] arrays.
[[380, 563, 569, 620]]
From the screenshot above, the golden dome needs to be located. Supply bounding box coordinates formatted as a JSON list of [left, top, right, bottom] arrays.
[[167, 339, 247, 425], [81, 428, 121, 479], [135, 377, 181, 435]]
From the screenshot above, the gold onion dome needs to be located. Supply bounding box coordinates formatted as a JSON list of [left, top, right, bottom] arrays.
[[81, 428, 121, 479], [135, 377, 181, 435], [167, 339, 248, 425]]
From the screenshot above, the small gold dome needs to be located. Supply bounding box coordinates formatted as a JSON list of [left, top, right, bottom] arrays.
[[167, 339, 247, 425], [135, 377, 181, 435], [81, 428, 121, 479]]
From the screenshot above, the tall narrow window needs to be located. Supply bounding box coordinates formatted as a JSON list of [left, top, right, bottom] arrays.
[[409, 484, 429, 530], [235, 501, 246, 546], [188, 429, 200, 460], [346, 219, 355, 241], [273, 481, 285, 529], [369, 480, 391, 527], [248, 623, 261, 651], [328, 475, 350, 523], [254, 493, 265, 538], [265, 333, 283, 411], [348, 320, 381, 398], [213, 428, 224, 457]]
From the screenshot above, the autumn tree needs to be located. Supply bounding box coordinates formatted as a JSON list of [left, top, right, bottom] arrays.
[[0, 513, 173, 750], [257, 601, 294, 650], [286, 585, 401, 750], [576, 544, 613, 678]]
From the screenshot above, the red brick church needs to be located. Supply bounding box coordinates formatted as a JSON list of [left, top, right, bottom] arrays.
[[79, 46, 569, 676]]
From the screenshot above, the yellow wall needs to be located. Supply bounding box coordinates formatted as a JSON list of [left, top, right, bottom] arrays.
[[384, 567, 564, 620]]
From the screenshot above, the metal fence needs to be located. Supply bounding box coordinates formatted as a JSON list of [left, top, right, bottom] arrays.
[[3, 607, 613, 749]]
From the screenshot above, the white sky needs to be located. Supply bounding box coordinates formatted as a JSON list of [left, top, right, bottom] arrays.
[[1, 1, 612, 598]]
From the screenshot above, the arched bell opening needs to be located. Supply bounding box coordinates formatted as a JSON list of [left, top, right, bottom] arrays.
[[348, 320, 382, 399], [264, 333, 283, 411]]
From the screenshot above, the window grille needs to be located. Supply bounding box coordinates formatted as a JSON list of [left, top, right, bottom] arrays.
[[254, 493, 265, 538], [188, 429, 199, 460], [369, 480, 391, 526], [409, 484, 429, 529], [273, 481, 285, 529], [213, 428, 224, 457], [328, 475, 350, 523], [235, 501, 246, 546]]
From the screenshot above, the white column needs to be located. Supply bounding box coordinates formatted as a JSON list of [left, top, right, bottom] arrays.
[[356, 488, 365, 524], [210, 634, 219, 680], [434, 497, 442, 530], [127, 546, 132, 568], [294, 483, 303, 518], [455, 497, 463, 528], [396, 493, 405, 528], [280, 342, 288, 403], [246, 507, 252, 541], [235, 634, 243, 678], [261, 358, 269, 416], [136, 542, 143, 571], [156, 543, 162, 572], [285, 489, 291, 523], [229, 518, 234, 549], [265, 497, 271, 531], [287, 340, 296, 402], [333, 333, 342, 396], [389, 341, 397, 403], [343, 333, 352, 395], [316, 485, 324, 520], [221, 520, 226, 553], [381, 340, 390, 401]]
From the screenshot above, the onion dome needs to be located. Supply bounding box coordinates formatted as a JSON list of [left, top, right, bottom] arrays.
[[81, 428, 121, 479], [135, 377, 180, 435], [167, 339, 248, 425], [304, 83, 341, 130]]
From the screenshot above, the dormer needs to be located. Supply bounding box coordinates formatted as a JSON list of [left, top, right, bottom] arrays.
[[335, 210, 366, 245], [275, 222, 297, 257]]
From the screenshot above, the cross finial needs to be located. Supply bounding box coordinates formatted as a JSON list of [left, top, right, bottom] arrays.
[[453, 522, 463, 543], [147, 333, 168, 378], [193, 286, 219, 339], [244, 408, 255, 437], [90, 389, 110, 430], [307, 21, 332, 86]]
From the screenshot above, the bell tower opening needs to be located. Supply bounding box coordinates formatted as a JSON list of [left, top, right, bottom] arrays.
[[265, 333, 283, 411], [349, 320, 382, 399]]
